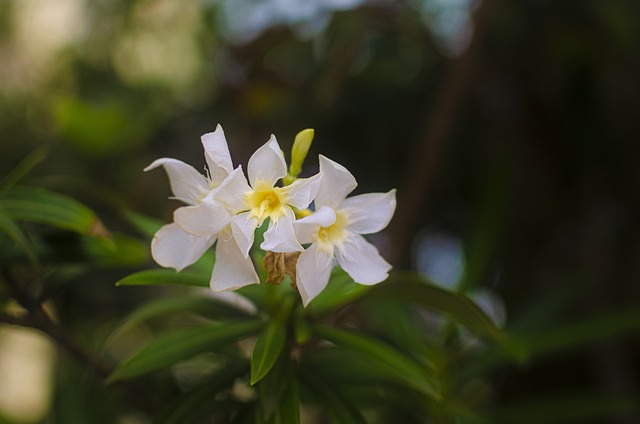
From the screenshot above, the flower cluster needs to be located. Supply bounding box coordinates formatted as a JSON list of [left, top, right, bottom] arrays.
[[146, 125, 396, 306]]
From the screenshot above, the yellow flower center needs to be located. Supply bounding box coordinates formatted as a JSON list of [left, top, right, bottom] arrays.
[[315, 211, 347, 250], [245, 181, 287, 223]]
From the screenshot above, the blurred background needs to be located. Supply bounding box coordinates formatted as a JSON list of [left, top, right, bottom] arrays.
[[1, 0, 640, 422]]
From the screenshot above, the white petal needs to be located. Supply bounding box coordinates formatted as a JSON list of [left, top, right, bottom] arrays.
[[261, 208, 303, 252], [201, 125, 233, 186], [151, 223, 215, 271], [211, 228, 259, 291], [315, 155, 357, 209], [297, 243, 334, 307], [145, 158, 209, 205], [281, 173, 322, 209], [340, 189, 397, 234], [247, 135, 287, 187], [231, 211, 259, 257], [214, 167, 252, 213], [335, 233, 391, 285], [173, 199, 231, 237], [294, 206, 336, 244]]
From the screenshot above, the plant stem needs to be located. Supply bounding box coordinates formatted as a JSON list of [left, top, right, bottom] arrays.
[[0, 268, 158, 414]]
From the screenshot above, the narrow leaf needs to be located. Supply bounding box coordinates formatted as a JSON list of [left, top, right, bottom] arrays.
[[108, 296, 254, 344], [107, 320, 262, 382], [0, 186, 108, 237], [276, 373, 300, 424], [299, 370, 367, 424], [0, 208, 37, 263], [370, 273, 504, 341], [153, 361, 249, 424], [0, 146, 49, 193], [251, 319, 287, 385], [489, 392, 639, 424], [308, 267, 368, 315], [313, 325, 441, 400], [116, 269, 209, 288], [251, 297, 294, 385], [522, 306, 640, 358], [124, 210, 163, 238]]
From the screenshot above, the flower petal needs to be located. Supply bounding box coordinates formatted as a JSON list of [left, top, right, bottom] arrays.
[[151, 223, 215, 271], [214, 167, 252, 213], [247, 135, 287, 187], [340, 189, 396, 234], [201, 125, 233, 186], [297, 243, 334, 307], [211, 227, 259, 291], [261, 208, 303, 252], [173, 199, 231, 237], [294, 206, 336, 244], [315, 155, 357, 209], [335, 233, 391, 285], [145, 158, 209, 205], [231, 211, 259, 257], [281, 173, 323, 209]]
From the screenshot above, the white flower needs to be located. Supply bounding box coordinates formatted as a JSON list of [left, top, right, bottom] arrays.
[[294, 155, 396, 306], [145, 125, 259, 291], [214, 135, 322, 257]]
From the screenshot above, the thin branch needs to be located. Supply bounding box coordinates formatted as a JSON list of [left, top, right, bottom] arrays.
[[389, 0, 496, 267], [0, 269, 158, 413]]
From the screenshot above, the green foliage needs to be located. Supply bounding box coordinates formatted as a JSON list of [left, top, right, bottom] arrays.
[[107, 320, 263, 382], [0, 185, 108, 237], [116, 269, 209, 288]]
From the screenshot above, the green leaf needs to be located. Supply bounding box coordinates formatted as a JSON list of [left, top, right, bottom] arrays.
[[107, 320, 263, 382], [489, 392, 639, 424], [0, 146, 49, 194], [299, 369, 367, 424], [153, 361, 249, 424], [82, 233, 147, 266], [0, 208, 37, 263], [308, 267, 368, 315], [124, 210, 163, 238], [251, 319, 287, 385], [313, 325, 441, 400], [520, 306, 640, 358], [369, 273, 504, 341], [116, 269, 209, 288], [276, 375, 300, 424], [108, 296, 254, 344], [0, 186, 108, 237]]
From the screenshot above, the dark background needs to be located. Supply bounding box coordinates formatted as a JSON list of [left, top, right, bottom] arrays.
[[1, 0, 639, 422]]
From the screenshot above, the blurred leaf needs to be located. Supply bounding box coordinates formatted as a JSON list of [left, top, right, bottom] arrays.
[[519, 306, 640, 358], [116, 269, 208, 288], [107, 320, 263, 382], [0, 186, 108, 237], [276, 375, 300, 424], [82, 232, 147, 266], [488, 392, 639, 424], [308, 267, 368, 315], [109, 295, 254, 344], [370, 273, 504, 341], [125, 210, 163, 238], [153, 361, 249, 424], [313, 325, 441, 400], [299, 369, 367, 424], [0, 208, 37, 263], [251, 317, 287, 385], [52, 95, 148, 157], [0, 146, 49, 194]]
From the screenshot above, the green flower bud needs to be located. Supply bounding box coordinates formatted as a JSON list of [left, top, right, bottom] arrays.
[[287, 128, 314, 183]]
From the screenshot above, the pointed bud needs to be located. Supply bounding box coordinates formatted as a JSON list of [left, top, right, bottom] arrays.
[[284, 129, 314, 185]]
